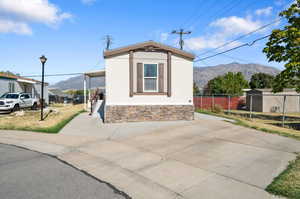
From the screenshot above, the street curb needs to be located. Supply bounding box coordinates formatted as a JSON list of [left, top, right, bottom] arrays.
[[0, 142, 132, 199]]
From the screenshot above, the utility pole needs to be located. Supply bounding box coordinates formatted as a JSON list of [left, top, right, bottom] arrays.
[[171, 29, 191, 50], [103, 35, 113, 50]]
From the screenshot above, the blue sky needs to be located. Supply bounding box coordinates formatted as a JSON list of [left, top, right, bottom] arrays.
[[0, 0, 291, 84]]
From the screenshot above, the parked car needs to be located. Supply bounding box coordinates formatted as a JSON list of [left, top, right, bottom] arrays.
[[73, 95, 84, 104], [0, 93, 39, 112]]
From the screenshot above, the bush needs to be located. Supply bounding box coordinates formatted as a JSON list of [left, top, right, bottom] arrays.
[[211, 104, 223, 113]]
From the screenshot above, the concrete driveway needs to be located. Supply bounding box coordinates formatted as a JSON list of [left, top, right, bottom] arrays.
[[0, 113, 299, 199]]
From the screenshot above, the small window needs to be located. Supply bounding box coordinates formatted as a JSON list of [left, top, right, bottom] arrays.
[[24, 94, 30, 99], [8, 82, 15, 93], [144, 64, 158, 92]]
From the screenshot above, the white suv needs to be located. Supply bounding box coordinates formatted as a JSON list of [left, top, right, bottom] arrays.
[[0, 93, 39, 112]]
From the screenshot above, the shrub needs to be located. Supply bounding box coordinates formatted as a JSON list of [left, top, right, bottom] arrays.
[[211, 104, 223, 113]]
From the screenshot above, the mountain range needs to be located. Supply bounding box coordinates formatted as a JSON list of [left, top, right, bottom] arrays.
[[50, 62, 281, 90], [50, 74, 105, 90], [193, 62, 280, 89]]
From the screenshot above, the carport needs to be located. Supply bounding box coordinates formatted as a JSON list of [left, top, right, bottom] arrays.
[[83, 69, 105, 111], [16, 78, 36, 96]]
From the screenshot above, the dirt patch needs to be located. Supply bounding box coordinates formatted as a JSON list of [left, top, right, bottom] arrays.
[[0, 104, 84, 133]]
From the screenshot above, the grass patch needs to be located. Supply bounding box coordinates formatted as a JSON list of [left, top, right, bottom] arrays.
[[196, 109, 237, 120], [266, 155, 300, 199], [226, 110, 300, 122], [229, 109, 300, 118], [196, 109, 300, 141], [232, 119, 300, 141], [0, 104, 85, 134]]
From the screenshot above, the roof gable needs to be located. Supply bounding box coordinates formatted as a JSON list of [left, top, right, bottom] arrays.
[[103, 41, 195, 60], [0, 73, 48, 85], [0, 73, 18, 80]]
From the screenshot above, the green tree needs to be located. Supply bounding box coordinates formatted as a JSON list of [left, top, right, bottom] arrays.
[[205, 72, 249, 96], [263, 0, 300, 92], [64, 89, 88, 96], [193, 82, 201, 96], [249, 73, 275, 89]]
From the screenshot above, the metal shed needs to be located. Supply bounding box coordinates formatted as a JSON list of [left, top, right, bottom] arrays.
[[246, 89, 300, 113]]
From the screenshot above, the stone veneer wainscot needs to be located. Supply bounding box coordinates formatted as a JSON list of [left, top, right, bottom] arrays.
[[105, 105, 194, 123]]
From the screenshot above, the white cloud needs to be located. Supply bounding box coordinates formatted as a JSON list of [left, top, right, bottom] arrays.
[[185, 34, 242, 51], [0, 18, 32, 35], [0, 0, 72, 24], [185, 16, 262, 51], [0, 0, 71, 35], [255, 7, 273, 16], [210, 16, 262, 35], [81, 0, 96, 5]]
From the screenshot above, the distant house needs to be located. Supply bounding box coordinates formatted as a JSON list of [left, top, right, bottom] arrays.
[[0, 73, 49, 104], [246, 89, 300, 113], [48, 89, 71, 104], [102, 41, 195, 123]]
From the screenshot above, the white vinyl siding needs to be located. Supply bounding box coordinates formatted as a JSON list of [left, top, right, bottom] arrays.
[[105, 53, 193, 106], [8, 82, 15, 93]]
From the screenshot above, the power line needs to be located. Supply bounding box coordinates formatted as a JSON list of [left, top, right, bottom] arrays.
[[22, 73, 84, 78], [196, 17, 283, 57], [179, 0, 210, 29], [181, 0, 218, 29], [188, 0, 242, 30], [220, 54, 253, 64], [194, 34, 271, 62], [209, 0, 243, 19], [194, 0, 293, 57]]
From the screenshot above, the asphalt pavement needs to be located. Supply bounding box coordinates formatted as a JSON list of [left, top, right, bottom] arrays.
[[0, 144, 129, 199]]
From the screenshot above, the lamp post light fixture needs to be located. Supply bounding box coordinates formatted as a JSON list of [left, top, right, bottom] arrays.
[[39, 55, 47, 121]]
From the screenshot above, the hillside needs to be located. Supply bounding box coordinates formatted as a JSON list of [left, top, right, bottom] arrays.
[[50, 75, 105, 90], [50, 62, 280, 90], [194, 62, 280, 88]]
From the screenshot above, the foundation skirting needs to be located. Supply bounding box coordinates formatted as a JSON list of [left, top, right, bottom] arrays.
[[105, 105, 194, 123]]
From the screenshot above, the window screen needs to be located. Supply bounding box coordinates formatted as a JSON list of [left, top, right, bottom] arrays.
[[144, 64, 158, 91]]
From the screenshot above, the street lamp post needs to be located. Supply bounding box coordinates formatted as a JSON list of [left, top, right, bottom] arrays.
[[39, 55, 47, 121]]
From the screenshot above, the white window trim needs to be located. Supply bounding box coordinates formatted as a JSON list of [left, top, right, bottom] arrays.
[[143, 63, 159, 92]]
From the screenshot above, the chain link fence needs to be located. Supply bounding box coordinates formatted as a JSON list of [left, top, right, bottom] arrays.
[[194, 93, 300, 129], [194, 94, 244, 112], [246, 93, 300, 128]]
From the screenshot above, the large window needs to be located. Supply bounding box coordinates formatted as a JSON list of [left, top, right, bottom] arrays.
[[144, 64, 158, 92]]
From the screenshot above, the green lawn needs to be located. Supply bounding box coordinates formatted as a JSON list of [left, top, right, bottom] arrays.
[[197, 109, 300, 141], [266, 155, 300, 199]]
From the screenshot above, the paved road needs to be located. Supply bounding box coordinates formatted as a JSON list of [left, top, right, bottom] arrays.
[[1, 113, 300, 198], [0, 144, 128, 199]]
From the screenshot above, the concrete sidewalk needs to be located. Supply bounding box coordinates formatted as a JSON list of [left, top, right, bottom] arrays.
[[0, 113, 299, 199]]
